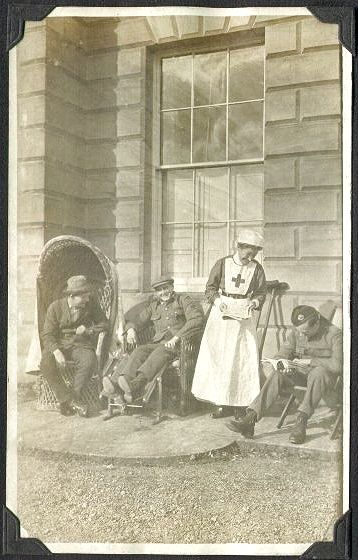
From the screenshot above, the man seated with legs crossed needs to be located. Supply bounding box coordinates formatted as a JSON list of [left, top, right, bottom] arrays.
[[226, 305, 342, 444], [40, 275, 108, 417], [102, 276, 204, 403]]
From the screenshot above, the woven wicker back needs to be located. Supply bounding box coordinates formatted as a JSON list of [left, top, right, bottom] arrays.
[[37, 235, 118, 355]]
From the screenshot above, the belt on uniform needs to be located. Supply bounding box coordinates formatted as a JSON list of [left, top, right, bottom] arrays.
[[221, 291, 248, 299]]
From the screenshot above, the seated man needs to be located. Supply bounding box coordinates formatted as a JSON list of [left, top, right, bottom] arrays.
[[102, 276, 204, 403], [40, 275, 108, 417], [226, 305, 342, 444]]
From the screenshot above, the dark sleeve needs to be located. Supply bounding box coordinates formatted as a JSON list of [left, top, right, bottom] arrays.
[[125, 301, 153, 332], [41, 302, 61, 353], [175, 296, 204, 339], [274, 329, 297, 360], [87, 299, 109, 333], [250, 264, 267, 310], [205, 259, 224, 304], [310, 331, 343, 374]]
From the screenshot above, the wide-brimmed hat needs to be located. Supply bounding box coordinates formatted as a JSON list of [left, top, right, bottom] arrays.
[[151, 276, 174, 291], [291, 305, 319, 326], [65, 275, 92, 295], [236, 229, 264, 248]]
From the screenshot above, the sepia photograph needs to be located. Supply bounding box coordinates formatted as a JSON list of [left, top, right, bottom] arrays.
[[6, 5, 350, 555]]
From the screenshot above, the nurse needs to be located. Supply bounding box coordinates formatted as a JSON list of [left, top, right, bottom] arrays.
[[191, 229, 267, 419]]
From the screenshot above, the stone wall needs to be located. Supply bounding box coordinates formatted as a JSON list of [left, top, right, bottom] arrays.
[[16, 14, 342, 378]]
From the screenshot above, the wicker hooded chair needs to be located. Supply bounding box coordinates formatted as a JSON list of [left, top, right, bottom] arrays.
[[35, 235, 120, 411]]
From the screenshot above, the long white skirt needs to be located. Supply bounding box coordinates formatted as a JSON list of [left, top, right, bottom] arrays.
[[191, 305, 260, 406]]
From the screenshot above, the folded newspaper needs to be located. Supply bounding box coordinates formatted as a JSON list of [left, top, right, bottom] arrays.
[[220, 296, 251, 320]]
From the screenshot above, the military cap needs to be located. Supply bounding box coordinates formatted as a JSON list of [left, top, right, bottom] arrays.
[[151, 276, 174, 290], [65, 275, 92, 295], [291, 305, 319, 326]]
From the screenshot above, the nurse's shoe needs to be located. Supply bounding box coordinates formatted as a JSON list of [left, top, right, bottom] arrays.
[[225, 409, 257, 438]]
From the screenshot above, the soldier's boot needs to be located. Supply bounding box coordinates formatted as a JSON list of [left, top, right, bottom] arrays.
[[289, 412, 308, 444], [225, 408, 257, 438]]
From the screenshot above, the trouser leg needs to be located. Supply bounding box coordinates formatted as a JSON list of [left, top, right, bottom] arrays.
[[249, 369, 293, 421], [298, 366, 336, 418], [137, 344, 177, 382], [119, 344, 159, 382], [70, 347, 98, 398], [40, 350, 71, 404]]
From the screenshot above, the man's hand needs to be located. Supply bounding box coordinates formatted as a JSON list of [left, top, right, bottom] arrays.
[[126, 327, 137, 346], [165, 335, 179, 350], [248, 299, 259, 311], [75, 325, 87, 335], [53, 349, 66, 368], [292, 358, 311, 374]]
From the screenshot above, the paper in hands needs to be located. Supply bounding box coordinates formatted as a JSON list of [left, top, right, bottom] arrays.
[[220, 295, 252, 320]]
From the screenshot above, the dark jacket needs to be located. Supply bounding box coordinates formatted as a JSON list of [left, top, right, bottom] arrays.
[[205, 256, 267, 309], [41, 296, 108, 353], [275, 317, 342, 375], [125, 293, 204, 343]]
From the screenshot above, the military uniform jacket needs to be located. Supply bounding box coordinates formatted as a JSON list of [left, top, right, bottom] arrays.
[[275, 317, 342, 375], [126, 293, 204, 343], [42, 296, 108, 353]]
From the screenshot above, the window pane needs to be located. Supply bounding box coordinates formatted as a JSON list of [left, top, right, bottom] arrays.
[[229, 46, 264, 102], [194, 51, 227, 106], [194, 223, 227, 277], [230, 165, 264, 221], [193, 107, 226, 162], [195, 168, 229, 222], [162, 170, 194, 223], [162, 56, 192, 110], [229, 102, 263, 160], [162, 110, 191, 164], [162, 224, 192, 277]]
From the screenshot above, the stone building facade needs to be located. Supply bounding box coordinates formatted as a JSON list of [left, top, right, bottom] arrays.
[[16, 14, 342, 379]]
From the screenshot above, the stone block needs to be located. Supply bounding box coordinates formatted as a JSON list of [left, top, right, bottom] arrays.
[[86, 111, 117, 141], [85, 21, 119, 51], [266, 90, 297, 122], [264, 262, 339, 292], [117, 139, 143, 167], [116, 18, 154, 47], [117, 107, 142, 137], [146, 17, 177, 42], [18, 95, 45, 128], [46, 162, 85, 198], [18, 160, 45, 192], [86, 171, 117, 198], [46, 96, 84, 138], [301, 18, 339, 49], [266, 121, 340, 155], [18, 226, 45, 256], [18, 289, 38, 325], [86, 200, 117, 230], [85, 141, 118, 170], [47, 27, 87, 80], [46, 65, 86, 109], [47, 17, 87, 46], [265, 191, 338, 223], [18, 192, 45, 223], [87, 48, 143, 81], [18, 257, 38, 289], [265, 158, 296, 190], [176, 16, 201, 37], [18, 28, 46, 63], [115, 230, 142, 260], [88, 76, 143, 110], [203, 17, 227, 34], [18, 63, 46, 94], [299, 225, 342, 257], [44, 194, 86, 229], [86, 231, 116, 260], [266, 22, 297, 55], [300, 84, 341, 118], [115, 200, 142, 229], [116, 262, 143, 291], [299, 155, 342, 188], [116, 169, 142, 197], [46, 129, 85, 169], [18, 128, 45, 159], [266, 50, 340, 88], [264, 227, 296, 258]]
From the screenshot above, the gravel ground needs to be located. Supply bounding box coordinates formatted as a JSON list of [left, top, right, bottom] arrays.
[[17, 447, 341, 545]]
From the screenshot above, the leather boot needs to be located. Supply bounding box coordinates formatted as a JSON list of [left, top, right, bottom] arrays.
[[289, 412, 308, 444], [226, 408, 257, 438], [130, 372, 147, 400], [234, 406, 247, 420]]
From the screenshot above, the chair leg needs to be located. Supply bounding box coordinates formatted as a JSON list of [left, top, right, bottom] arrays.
[[330, 408, 343, 440], [154, 375, 163, 424], [277, 394, 296, 428]]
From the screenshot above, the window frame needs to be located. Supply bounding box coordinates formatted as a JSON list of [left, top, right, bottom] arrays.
[[147, 28, 265, 292]]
